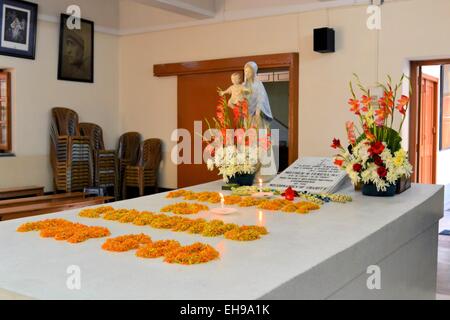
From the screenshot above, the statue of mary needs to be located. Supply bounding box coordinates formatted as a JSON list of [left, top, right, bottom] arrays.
[[244, 62, 273, 126], [243, 61, 278, 180]]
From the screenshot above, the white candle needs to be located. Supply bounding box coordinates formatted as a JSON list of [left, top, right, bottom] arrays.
[[259, 179, 263, 193]]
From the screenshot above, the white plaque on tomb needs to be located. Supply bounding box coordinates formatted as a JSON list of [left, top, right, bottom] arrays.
[[269, 157, 348, 194]]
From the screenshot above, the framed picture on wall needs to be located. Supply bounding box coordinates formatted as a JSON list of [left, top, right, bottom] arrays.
[[0, 0, 38, 60], [58, 14, 94, 83]]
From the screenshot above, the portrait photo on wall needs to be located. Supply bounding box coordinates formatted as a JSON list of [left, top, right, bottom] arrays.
[[58, 14, 94, 83], [0, 0, 38, 60]]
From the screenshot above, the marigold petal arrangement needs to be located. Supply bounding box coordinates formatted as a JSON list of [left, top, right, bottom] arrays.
[[102, 235, 220, 265], [224, 226, 268, 242], [79, 207, 269, 242], [17, 219, 111, 244], [136, 240, 181, 258], [165, 190, 351, 210], [102, 234, 152, 252], [164, 243, 220, 265], [161, 202, 210, 215]]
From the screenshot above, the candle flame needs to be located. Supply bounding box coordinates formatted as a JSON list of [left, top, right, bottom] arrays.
[[219, 193, 225, 208], [258, 210, 264, 226]]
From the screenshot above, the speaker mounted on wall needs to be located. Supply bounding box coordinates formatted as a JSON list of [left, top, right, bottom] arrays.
[[314, 27, 335, 53]]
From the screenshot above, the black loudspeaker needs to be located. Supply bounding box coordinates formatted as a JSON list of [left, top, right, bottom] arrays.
[[314, 27, 335, 53]]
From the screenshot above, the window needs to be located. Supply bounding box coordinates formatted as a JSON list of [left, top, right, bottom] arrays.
[[0, 71, 11, 153]]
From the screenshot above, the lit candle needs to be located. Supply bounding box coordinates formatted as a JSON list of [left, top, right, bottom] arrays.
[[210, 193, 237, 215], [258, 210, 264, 226], [219, 192, 225, 209], [259, 179, 263, 193]]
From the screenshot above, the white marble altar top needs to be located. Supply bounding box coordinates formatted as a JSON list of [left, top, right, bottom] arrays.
[[0, 181, 444, 300]]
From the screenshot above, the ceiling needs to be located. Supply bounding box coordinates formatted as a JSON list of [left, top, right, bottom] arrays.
[[33, 0, 404, 35]]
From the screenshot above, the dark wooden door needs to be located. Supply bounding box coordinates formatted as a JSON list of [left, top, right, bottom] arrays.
[[177, 71, 241, 188], [418, 74, 438, 184]]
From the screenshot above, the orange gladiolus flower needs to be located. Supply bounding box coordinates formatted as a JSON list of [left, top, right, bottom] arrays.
[[374, 107, 389, 126], [363, 123, 376, 142], [348, 99, 361, 115], [361, 95, 372, 112], [396, 95, 409, 115], [378, 90, 394, 109]]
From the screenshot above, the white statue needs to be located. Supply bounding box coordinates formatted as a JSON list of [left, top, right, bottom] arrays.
[[243, 61, 273, 125], [219, 72, 250, 107], [243, 61, 277, 181]]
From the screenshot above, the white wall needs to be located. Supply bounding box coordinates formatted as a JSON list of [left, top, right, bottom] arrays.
[[118, 0, 450, 189], [0, 20, 119, 191]]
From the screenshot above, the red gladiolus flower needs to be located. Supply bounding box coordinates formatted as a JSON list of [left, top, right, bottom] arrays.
[[331, 138, 342, 149], [353, 163, 362, 172], [348, 99, 361, 115], [334, 158, 344, 167], [377, 166, 387, 178], [369, 141, 385, 156], [233, 105, 240, 121], [240, 100, 249, 118]]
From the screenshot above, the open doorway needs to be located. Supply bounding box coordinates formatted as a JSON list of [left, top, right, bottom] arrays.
[[259, 69, 290, 172], [410, 60, 450, 186]]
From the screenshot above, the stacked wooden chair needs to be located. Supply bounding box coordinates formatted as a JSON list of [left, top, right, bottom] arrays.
[[117, 132, 142, 198], [122, 138, 162, 198], [50, 108, 93, 193], [80, 123, 119, 199]]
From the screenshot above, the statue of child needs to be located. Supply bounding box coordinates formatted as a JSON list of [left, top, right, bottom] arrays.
[[219, 72, 250, 107]]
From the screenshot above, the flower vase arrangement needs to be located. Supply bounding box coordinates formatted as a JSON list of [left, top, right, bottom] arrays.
[[331, 75, 413, 197], [204, 96, 270, 186]]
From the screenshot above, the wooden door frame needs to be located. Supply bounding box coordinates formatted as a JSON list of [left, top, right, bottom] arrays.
[[420, 73, 439, 184], [154, 52, 299, 165], [410, 59, 450, 182]]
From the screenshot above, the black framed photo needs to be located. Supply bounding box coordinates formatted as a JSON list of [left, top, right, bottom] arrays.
[[0, 0, 38, 60], [58, 14, 94, 83]]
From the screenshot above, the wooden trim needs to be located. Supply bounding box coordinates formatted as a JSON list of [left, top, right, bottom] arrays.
[[156, 52, 299, 167], [288, 54, 299, 164], [154, 53, 297, 77], [0, 192, 86, 209], [0, 186, 44, 200], [431, 76, 439, 184], [0, 71, 11, 152], [409, 58, 450, 183], [409, 62, 419, 182]]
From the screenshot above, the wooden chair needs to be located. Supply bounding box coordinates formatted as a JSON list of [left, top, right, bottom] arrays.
[[117, 132, 142, 198], [123, 138, 162, 199], [50, 107, 93, 192], [80, 123, 119, 199]]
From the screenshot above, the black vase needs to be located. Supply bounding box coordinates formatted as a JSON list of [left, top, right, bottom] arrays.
[[362, 182, 397, 197], [228, 173, 256, 186]]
